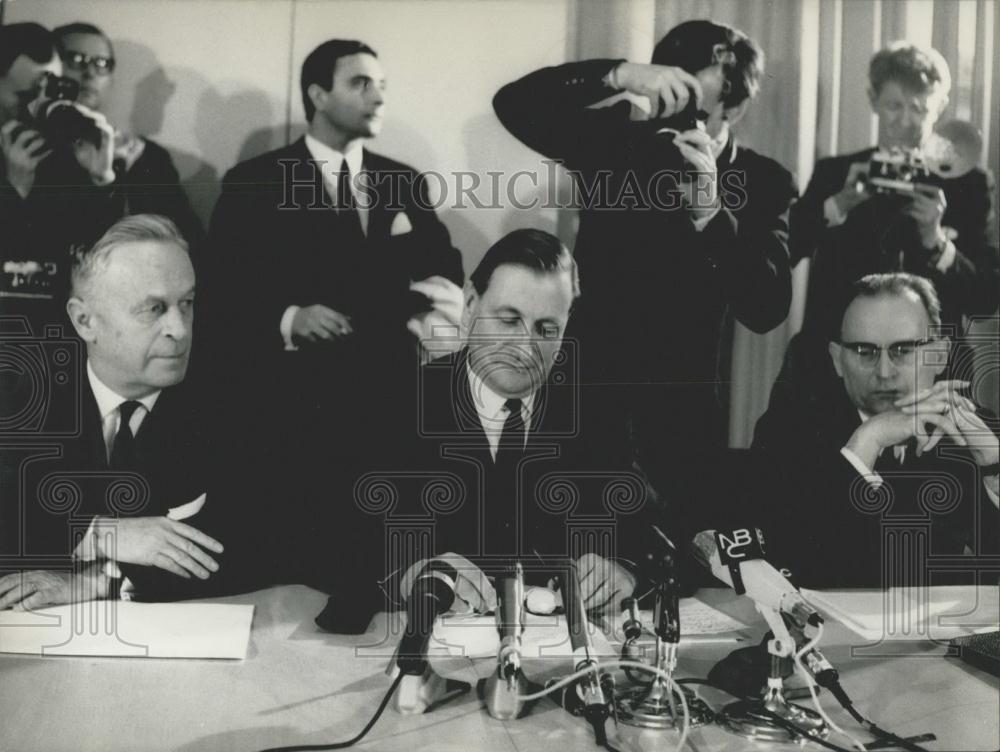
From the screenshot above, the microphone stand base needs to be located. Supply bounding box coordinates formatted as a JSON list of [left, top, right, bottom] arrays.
[[719, 699, 829, 743], [616, 683, 715, 730], [391, 664, 472, 715], [479, 670, 538, 720]]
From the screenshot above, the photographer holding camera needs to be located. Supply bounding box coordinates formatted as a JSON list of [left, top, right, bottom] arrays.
[[774, 41, 999, 412], [1, 22, 118, 325], [52, 22, 203, 255], [493, 20, 796, 490]]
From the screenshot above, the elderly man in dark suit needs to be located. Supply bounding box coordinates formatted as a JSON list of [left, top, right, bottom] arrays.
[[0, 214, 252, 610], [493, 20, 795, 490], [753, 273, 999, 589]]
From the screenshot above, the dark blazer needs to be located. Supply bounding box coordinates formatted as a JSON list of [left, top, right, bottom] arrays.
[[206, 137, 463, 366], [7, 374, 260, 601], [790, 147, 1000, 340], [341, 348, 658, 591], [493, 60, 796, 459], [751, 383, 1000, 588]]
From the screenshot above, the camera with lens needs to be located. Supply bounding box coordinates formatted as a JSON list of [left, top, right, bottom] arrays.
[[866, 147, 933, 196], [638, 90, 710, 172], [20, 74, 103, 150]]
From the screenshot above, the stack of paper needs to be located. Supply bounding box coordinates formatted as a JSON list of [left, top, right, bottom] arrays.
[[802, 586, 999, 641], [0, 601, 254, 659]]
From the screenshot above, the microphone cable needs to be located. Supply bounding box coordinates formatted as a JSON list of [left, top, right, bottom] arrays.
[[676, 677, 860, 752], [790, 623, 867, 752], [258, 671, 404, 752], [810, 671, 933, 752], [517, 659, 691, 752]]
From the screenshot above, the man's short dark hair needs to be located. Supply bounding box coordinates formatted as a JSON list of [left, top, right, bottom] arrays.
[[841, 273, 943, 334], [869, 41, 950, 97], [53, 21, 116, 62], [0, 23, 56, 77], [651, 19, 763, 108], [469, 228, 580, 298], [300, 39, 377, 122]]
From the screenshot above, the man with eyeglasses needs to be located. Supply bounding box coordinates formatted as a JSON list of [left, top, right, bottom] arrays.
[[772, 42, 999, 421], [1, 22, 117, 327], [752, 273, 998, 588], [493, 20, 795, 496], [53, 22, 203, 253]]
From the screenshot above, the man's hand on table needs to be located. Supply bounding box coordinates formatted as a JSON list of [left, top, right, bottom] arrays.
[[0, 563, 110, 611], [399, 552, 635, 622]]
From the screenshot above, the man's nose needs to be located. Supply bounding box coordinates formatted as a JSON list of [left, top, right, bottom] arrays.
[[877, 348, 896, 378], [367, 87, 384, 107], [162, 306, 190, 340]]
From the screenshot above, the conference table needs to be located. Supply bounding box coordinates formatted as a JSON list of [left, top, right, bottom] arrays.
[[0, 585, 997, 752]]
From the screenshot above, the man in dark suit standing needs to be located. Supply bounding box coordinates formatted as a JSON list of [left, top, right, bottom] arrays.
[[778, 42, 999, 409], [350, 230, 653, 623], [206, 39, 464, 515], [207, 38, 462, 373], [493, 20, 795, 490], [753, 273, 999, 588], [0, 214, 244, 610]]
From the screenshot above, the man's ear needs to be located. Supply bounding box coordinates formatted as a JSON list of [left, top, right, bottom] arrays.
[[930, 336, 951, 377], [867, 86, 878, 111], [828, 340, 844, 378], [66, 297, 96, 342], [307, 83, 327, 119], [933, 93, 949, 119], [723, 99, 750, 127]]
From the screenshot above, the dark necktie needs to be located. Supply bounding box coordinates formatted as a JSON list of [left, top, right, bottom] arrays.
[[496, 398, 526, 465], [486, 399, 526, 556], [336, 157, 365, 243], [110, 400, 142, 471]]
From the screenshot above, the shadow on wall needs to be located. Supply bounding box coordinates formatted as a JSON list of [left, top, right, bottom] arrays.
[[459, 111, 577, 267], [113, 40, 276, 229]]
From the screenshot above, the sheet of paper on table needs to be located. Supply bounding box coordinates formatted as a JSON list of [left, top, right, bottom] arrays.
[[802, 586, 999, 641], [645, 597, 749, 638], [429, 597, 748, 659], [0, 601, 254, 659]]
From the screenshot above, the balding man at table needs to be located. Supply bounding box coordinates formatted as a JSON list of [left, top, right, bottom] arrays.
[[0, 214, 255, 610]]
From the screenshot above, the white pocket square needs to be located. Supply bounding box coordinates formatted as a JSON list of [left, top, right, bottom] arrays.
[[390, 212, 413, 236]]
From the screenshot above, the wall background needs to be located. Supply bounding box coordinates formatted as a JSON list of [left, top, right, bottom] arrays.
[[5, 0, 997, 442]]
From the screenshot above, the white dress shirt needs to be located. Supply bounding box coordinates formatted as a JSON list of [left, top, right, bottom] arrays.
[[280, 134, 368, 350], [75, 363, 161, 592], [466, 363, 535, 460]]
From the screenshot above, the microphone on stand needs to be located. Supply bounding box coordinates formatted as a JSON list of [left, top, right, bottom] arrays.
[[616, 526, 714, 729], [483, 562, 532, 719], [690, 530, 829, 742], [390, 560, 471, 714], [547, 560, 616, 744], [691, 529, 822, 629]]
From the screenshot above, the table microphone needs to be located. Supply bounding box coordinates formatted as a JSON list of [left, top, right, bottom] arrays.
[[483, 562, 529, 719], [392, 560, 470, 715], [691, 530, 822, 629], [547, 560, 615, 743]]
